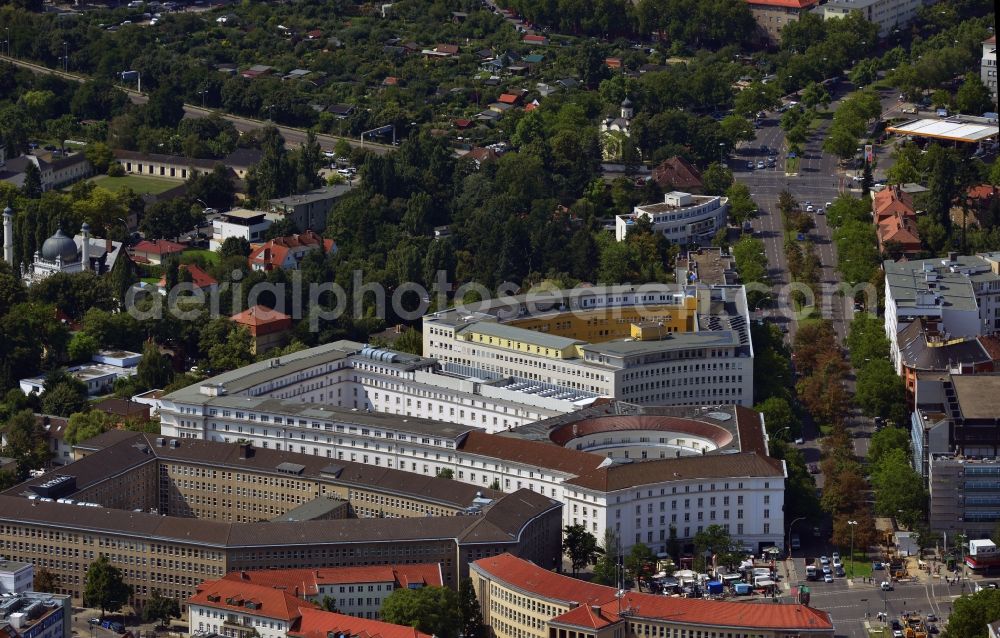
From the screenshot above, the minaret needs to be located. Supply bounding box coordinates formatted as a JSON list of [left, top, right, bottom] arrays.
[[80, 222, 90, 271], [2, 206, 12, 266]]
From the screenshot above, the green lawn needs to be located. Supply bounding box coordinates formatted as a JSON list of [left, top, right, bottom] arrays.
[[140, 277, 160, 285], [180, 249, 220, 266], [785, 157, 801, 175], [841, 554, 875, 579], [90, 174, 182, 195]]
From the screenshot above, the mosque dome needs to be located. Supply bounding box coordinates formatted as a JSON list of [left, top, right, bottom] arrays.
[[40, 228, 80, 263]]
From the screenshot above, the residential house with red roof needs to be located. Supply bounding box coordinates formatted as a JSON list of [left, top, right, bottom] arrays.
[[745, 0, 819, 44], [189, 578, 433, 638], [157, 263, 217, 295], [131, 239, 186, 265], [247, 230, 335, 272], [522, 34, 548, 45], [218, 565, 442, 619], [651, 156, 704, 193], [873, 186, 920, 256], [472, 553, 835, 638], [230, 305, 293, 354]]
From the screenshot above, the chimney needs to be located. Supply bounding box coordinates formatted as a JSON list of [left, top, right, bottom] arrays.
[[241, 571, 248, 580], [948, 251, 958, 262], [107, 237, 113, 254]]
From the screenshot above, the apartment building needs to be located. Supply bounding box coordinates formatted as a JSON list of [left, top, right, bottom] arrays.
[[912, 374, 1000, 538], [471, 554, 834, 638], [423, 284, 753, 408], [616, 192, 729, 245], [884, 253, 1000, 374], [984, 36, 997, 98], [0, 592, 72, 638], [215, 565, 441, 620], [745, 0, 819, 44], [189, 578, 431, 638], [815, 0, 922, 38]]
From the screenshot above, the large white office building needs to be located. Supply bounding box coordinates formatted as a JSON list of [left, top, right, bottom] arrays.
[[884, 253, 1000, 373], [815, 0, 922, 38], [159, 340, 783, 554], [423, 283, 754, 408], [616, 192, 728, 245]]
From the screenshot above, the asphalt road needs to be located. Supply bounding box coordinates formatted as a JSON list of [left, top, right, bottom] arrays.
[[0, 54, 391, 155]]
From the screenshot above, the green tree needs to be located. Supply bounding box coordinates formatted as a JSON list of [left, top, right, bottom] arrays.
[[754, 396, 798, 439], [67, 332, 99, 363], [63, 410, 115, 446], [942, 587, 1000, 638], [84, 555, 133, 617], [436, 468, 454, 479], [85, 143, 114, 174], [247, 126, 294, 205], [855, 360, 907, 424], [207, 325, 254, 372], [457, 578, 484, 638], [40, 371, 89, 417], [136, 341, 174, 391], [563, 524, 602, 575], [701, 163, 734, 196], [592, 529, 620, 586], [22, 162, 42, 199], [0, 409, 48, 472], [870, 448, 927, 528], [392, 328, 423, 356], [693, 524, 745, 570], [381, 586, 461, 638], [142, 590, 181, 628], [334, 139, 352, 159], [955, 73, 994, 115], [34, 567, 60, 594], [623, 542, 656, 582], [219, 237, 252, 258]]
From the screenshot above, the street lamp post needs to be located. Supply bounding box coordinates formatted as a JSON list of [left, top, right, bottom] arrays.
[[848, 520, 858, 581], [62, 41, 68, 72]]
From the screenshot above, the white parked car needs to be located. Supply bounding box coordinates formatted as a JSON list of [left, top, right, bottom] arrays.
[[805, 205, 815, 212]]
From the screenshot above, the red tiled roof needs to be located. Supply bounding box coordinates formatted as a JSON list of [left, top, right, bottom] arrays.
[[220, 565, 442, 595], [190, 580, 304, 621], [498, 93, 519, 104], [158, 264, 217, 290], [454, 118, 473, 129], [230, 305, 292, 336], [473, 554, 833, 632], [458, 431, 605, 476], [652, 156, 704, 191], [291, 608, 432, 638], [603, 591, 833, 631], [968, 184, 998, 200], [978, 335, 1000, 361], [551, 604, 619, 629], [192, 577, 433, 638], [744, 0, 818, 7], [247, 231, 334, 270], [523, 34, 547, 43], [133, 239, 185, 256], [383, 76, 399, 86]]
